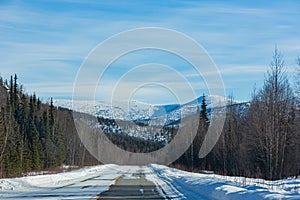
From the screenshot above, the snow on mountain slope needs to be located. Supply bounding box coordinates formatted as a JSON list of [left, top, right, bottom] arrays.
[[53, 99, 155, 121], [1, 164, 299, 199], [53, 95, 240, 143], [53, 95, 233, 123]]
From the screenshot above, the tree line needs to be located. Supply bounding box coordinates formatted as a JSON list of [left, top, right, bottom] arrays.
[[0, 75, 165, 177], [174, 48, 300, 180], [0, 75, 67, 177]]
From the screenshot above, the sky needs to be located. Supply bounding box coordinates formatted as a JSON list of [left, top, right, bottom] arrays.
[[0, 0, 299, 104]]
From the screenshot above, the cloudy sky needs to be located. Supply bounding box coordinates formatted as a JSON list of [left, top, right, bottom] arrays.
[[0, 0, 299, 104]]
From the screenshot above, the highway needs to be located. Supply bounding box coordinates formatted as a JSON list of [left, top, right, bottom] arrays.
[[3, 165, 172, 200], [95, 173, 164, 199]]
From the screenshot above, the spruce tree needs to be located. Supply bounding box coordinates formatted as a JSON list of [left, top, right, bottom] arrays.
[[49, 98, 55, 139], [22, 139, 32, 172], [13, 74, 18, 108], [200, 94, 209, 123], [53, 124, 66, 165], [0, 107, 7, 166], [29, 120, 42, 170], [9, 76, 13, 106]]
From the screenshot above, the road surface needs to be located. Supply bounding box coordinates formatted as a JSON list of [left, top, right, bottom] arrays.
[[95, 173, 164, 199], [2, 165, 174, 200], [2, 164, 294, 200]]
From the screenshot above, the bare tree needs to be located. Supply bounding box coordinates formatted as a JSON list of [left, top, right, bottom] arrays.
[[248, 47, 293, 179]]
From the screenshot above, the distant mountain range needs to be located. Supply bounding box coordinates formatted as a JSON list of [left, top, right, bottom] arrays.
[[53, 95, 237, 125], [53, 95, 243, 143]]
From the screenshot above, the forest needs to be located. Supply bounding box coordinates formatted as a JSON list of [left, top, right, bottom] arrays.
[[176, 48, 300, 180], [0, 48, 299, 180]]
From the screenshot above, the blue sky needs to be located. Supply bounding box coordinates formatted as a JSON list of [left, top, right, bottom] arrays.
[[0, 0, 299, 104]]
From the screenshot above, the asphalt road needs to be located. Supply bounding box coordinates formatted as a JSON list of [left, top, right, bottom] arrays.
[[95, 173, 164, 200], [2, 166, 171, 200]]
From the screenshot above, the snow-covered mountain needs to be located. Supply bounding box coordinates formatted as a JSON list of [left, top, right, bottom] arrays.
[[53, 95, 240, 143], [53, 95, 235, 124]]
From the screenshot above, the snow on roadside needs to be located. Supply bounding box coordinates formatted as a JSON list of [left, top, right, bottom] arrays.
[[1, 164, 299, 200], [147, 164, 300, 200], [145, 165, 184, 199], [0, 164, 120, 199], [1, 164, 114, 191]]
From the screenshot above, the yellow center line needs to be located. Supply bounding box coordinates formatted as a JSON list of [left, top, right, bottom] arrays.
[[113, 175, 122, 185], [89, 195, 101, 199], [90, 175, 122, 199]]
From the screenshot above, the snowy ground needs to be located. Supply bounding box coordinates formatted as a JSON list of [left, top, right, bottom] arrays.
[[147, 164, 300, 200], [0, 164, 299, 199]]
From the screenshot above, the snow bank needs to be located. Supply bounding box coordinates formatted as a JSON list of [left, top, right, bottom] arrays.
[[147, 164, 300, 200], [0, 164, 120, 199]]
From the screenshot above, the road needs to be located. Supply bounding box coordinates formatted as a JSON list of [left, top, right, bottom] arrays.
[[2, 164, 299, 200], [2, 165, 173, 200], [95, 173, 164, 199]]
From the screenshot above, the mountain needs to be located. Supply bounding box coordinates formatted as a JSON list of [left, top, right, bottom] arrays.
[[53, 95, 237, 123], [53, 95, 241, 144]]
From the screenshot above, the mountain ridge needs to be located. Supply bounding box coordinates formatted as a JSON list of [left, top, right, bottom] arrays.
[[53, 95, 239, 122]]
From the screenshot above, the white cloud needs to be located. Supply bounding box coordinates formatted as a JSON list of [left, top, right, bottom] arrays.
[[0, 0, 299, 102]]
